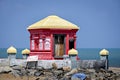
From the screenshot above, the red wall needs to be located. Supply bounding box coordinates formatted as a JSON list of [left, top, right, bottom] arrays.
[[28, 29, 78, 60]]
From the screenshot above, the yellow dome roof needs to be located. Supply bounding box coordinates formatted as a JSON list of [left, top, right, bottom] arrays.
[[68, 48, 78, 55], [27, 15, 79, 30], [22, 48, 30, 54], [100, 49, 109, 56], [7, 46, 17, 54]]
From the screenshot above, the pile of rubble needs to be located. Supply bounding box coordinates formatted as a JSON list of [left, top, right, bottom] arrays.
[[0, 63, 120, 80]]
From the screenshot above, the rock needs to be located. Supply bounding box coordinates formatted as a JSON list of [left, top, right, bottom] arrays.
[[105, 73, 111, 77], [0, 66, 12, 73], [99, 76, 104, 80], [52, 62, 57, 69], [84, 69, 91, 74], [36, 78, 40, 80], [65, 68, 78, 76], [93, 60, 105, 70], [36, 66, 44, 70], [12, 70, 21, 77], [34, 71, 42, 76], [43, 71, 53, 76], [37, 74, 57, 80], [4, 66, 12, 73], [27, 61, 37, 69], [49, 77, 58, 80], [100, 68, 106, 73], [37, 76, 46, 80], [60, 76, 71, 80], [86, 74, 91, 80], [12, 66, 28, 76], [88, 69, 95, 73], [107, 70, 113, 73], [21, 68, 27, 76], [116, 74, 120, 80], [71, 77, 79, 80], [77, 68, 89, 74], [98, 72, 104, 76], [63, 66, 71, 71], [90, 72, 96, 79], [12, 65, 22, 71], [27, 69, 37, 76], [53, 70, 63, 78]]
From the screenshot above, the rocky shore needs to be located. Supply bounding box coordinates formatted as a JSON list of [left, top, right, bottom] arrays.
[[0, 64, 120, 80]]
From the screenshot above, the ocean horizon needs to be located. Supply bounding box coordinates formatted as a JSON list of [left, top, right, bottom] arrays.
[[0, 48, 120, 67]]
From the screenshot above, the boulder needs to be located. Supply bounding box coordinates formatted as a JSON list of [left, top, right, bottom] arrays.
[[26, 61, 37, 69], [43, 71, 53, 76], [53, 70, 63, 77], [93, 60, 105, 70], [11, 70, 21, 77], [52, 62, 58, 69], [21, 68, 27, 76], [63, 66, 71, 71], [12, 65, 22, 71], [0, 66, 12, 73], [36, 66, 44, 70], [60, 76, 71, 80], [27, 69, 37, 76], [34, 71, 42, 76], [65, 68, 78, 76]]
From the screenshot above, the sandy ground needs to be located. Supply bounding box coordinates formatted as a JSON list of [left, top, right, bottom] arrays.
[[0, 67, 120, 80], [0, 74, 33, 80], [0, 74, 44, 80], [109, 67, 120, 73]]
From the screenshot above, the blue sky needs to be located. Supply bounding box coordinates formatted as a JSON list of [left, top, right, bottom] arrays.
[[0, 0, 120, 48]]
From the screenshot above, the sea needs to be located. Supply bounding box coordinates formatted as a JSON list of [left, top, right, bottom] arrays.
[[0, 48, 120, 67]]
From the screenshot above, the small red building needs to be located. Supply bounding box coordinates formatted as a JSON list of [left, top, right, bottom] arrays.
[[27, 15, 79, 60]]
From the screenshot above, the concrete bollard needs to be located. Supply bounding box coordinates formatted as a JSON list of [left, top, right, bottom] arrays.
[[100, 49, 109, 70], [7, 46, 17, 66], [22, 48, 30, 59], [7, 46, 17, 60], [68, 48, 78, 69]]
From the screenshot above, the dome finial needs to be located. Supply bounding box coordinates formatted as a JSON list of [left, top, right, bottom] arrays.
[[68, 48, 78, 55], [100, 49, 109, 56], [22, 48, 30, 54], [7, 46, 17, 54]]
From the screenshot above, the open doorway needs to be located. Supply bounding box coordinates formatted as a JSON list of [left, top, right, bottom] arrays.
[[69, 39, 74, 49], [54, 34, 65, 58]]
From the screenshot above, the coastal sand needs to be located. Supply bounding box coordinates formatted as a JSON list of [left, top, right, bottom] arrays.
[[109, 67, 120, 73], [0, 74, 38, 80]]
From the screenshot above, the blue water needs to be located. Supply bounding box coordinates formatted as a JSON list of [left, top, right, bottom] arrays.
[[0, 48, 23, 59], [0, 48, 120, 67], [78, 48, 120, 67]]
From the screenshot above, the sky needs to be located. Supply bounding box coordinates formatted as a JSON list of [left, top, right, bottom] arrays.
[[0, 0, 120, 48]]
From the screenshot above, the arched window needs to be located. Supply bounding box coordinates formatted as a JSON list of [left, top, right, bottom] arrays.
[[39, 38, 51, 50], [44, 38, 50, 50], [39, 39, 43, 50], [31, 40, 34, 50]]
